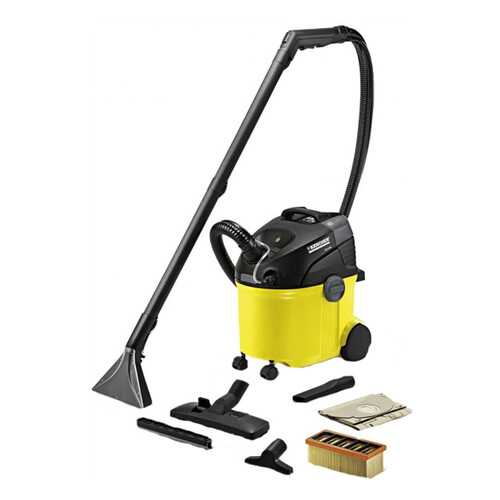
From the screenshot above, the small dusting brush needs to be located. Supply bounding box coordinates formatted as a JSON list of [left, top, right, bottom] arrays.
[[306, 430, 386, 478]]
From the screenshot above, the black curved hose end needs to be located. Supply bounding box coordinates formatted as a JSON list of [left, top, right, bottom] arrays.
[[210, 220, 264, 284]]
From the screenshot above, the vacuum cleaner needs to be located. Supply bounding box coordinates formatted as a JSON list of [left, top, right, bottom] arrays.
[[94, 26, 373, 407], [211, 207, 370, 381]]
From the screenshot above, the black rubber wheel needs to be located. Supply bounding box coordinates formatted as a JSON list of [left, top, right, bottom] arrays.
[[260, 363, 279, 380], [340, 324, 371, 361], [232, 355, 248, 371]]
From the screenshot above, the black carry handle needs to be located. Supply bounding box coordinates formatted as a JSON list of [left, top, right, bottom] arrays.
[[98, 27, 374, 409], [281, 207, 335, 222], [282, 207, 320, 221]]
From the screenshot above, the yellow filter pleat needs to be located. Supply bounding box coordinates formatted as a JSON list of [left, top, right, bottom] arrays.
[[308, 446, 383, 478]]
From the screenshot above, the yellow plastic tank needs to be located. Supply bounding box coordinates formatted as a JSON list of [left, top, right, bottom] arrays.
[[237, 275, 358, 367]]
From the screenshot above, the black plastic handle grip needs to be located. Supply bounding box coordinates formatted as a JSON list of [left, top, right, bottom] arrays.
[[292, 376, 355, 403], [137, 417, 212, 449], [282, 26, 360, 55], [281, 206, 331, 222]]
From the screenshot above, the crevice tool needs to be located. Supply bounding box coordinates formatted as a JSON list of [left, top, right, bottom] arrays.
[[137, 418, 212, 449], [292, 376, 355, 403], [245, 439, 293, 475]]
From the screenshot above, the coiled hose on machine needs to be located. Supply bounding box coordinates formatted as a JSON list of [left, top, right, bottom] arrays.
[[210, 220, 264, 285]]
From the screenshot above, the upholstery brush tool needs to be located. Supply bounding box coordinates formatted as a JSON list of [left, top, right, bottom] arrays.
[[245, 439, 293, 475], [306, 430, 386, 478], [170, 380, 269, 439], [137, 418, 212, 449]]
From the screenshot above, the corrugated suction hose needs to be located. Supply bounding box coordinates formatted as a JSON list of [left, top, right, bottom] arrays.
[[210, 220, 264, 284]]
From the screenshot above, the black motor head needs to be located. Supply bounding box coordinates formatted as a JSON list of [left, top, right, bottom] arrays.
[[235, 207, 360, 289]]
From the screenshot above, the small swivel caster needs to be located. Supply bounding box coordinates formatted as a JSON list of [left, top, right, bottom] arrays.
[[232, 353, 248, 371], [260, 361, 279, 380]]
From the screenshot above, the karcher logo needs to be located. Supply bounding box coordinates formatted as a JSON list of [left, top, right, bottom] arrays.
[[307, 236, 331, 254]]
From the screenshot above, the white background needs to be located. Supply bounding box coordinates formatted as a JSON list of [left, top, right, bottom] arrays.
[[1, 1, 499, 498]]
